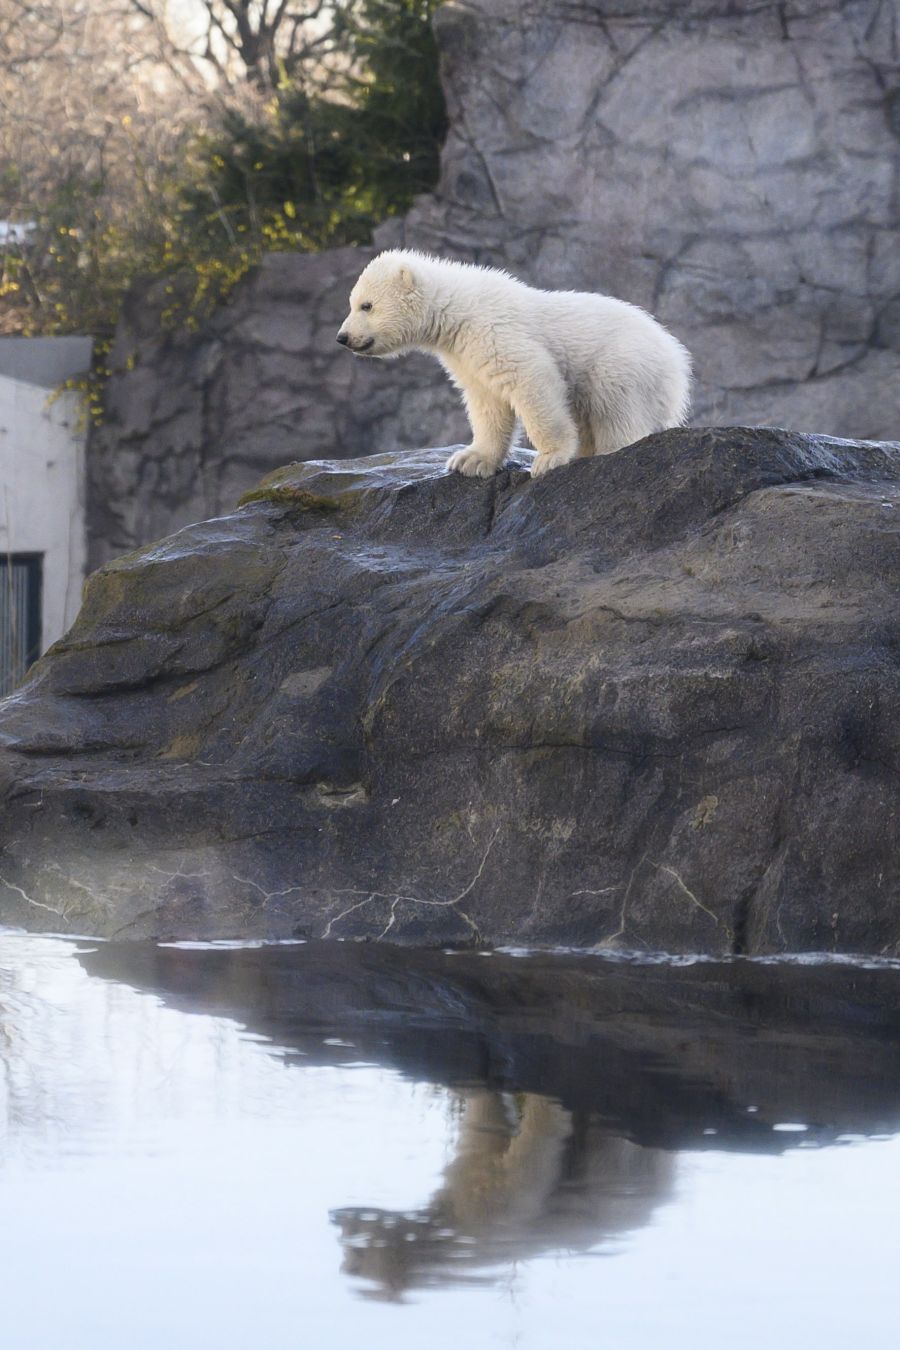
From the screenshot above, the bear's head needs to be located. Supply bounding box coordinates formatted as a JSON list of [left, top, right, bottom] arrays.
[[336, 252, 424, 359]]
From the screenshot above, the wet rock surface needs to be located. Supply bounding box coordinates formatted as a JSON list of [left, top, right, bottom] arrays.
[[2, 425, 900, 953]]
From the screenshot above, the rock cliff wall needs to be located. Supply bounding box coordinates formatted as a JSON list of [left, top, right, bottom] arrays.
[[89, 0, 899, 565]]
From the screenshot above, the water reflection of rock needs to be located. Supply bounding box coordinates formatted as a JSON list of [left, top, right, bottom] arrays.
[[334, 1092, 672, 1300], [79, 940, 900, 1149], [74, 940, 900, 1299]]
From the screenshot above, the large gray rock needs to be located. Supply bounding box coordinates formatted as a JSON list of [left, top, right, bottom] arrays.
[[87, 0, 900, 566], [2, 426, 900, 954]]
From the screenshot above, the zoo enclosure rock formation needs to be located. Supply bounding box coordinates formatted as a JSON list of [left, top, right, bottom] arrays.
[[2, 426, 900, 954], [88, 0, 900, 565]]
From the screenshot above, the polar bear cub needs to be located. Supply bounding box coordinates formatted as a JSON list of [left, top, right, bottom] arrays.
[[337, 250, 691, 478]]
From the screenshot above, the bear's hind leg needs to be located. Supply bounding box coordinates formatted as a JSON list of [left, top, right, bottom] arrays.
[[586, 371, 677, 456], [446, 389, 516, 478], [511, 357, 580, 477], [588, 418, 632, 456]]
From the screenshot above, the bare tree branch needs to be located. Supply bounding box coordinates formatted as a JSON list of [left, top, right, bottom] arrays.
[[120, 0, 357, 94]]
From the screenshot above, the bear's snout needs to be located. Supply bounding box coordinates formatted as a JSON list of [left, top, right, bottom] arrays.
[[336, 332, 376, 355]]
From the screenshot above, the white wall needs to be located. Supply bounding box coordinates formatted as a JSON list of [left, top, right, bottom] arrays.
[[0, 373, 88, 652]]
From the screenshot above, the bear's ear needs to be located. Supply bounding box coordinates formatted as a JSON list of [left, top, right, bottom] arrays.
[[396, 262, 416, 293]]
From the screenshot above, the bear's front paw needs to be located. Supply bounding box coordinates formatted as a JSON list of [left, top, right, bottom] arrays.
[[446, 447, 501, 479], [531, 449, 576, 477]]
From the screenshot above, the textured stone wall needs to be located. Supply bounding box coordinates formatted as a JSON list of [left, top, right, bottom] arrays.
[[90, 247, 467, 562], [89, 0, 899, 565]]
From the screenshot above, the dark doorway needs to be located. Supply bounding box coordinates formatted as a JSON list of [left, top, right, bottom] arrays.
[[0, 553, 42, 696]]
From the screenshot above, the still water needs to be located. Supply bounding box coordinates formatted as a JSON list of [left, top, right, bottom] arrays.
[[1, 931, 900, 1349]]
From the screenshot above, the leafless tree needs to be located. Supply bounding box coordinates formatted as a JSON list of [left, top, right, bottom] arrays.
[[0, 0, 199, 331], [127, 0, 359, 95], [0, 0, 194, 191]]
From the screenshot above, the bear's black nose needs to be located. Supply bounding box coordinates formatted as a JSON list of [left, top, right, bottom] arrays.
[[336, 331, 350, 346]]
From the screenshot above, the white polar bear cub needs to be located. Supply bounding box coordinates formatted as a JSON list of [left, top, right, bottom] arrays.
[[337, 250, 692, 478]]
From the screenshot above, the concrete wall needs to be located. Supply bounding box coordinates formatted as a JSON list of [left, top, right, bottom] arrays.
[[0, 336, 92, 390], [0, 374, 88, 653]]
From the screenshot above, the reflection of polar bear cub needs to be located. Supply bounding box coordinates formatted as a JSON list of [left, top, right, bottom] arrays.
[[336, 249, 692, 478]]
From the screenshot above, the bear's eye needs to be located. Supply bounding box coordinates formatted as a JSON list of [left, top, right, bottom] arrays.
[[360, 301, 373, 312]]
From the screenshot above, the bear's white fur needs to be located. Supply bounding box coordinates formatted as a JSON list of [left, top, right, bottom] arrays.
[[337, 250, 692, 478]]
